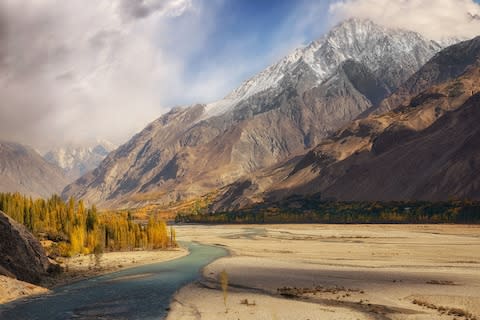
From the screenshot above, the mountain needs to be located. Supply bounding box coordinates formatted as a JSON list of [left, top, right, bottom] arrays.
[[63, 19, 449, 208], [211, 36, 480, 209], [44, 140, 116, 181], [0, 141, 68, 198], [373, 36, 480, 115]]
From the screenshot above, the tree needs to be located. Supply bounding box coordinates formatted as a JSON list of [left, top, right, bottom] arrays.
[[0, 192, 178, 257], [69, 226, 85, 256]]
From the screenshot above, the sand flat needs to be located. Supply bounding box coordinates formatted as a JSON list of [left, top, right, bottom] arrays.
[[168, 224, 480, 320], [0, 276, 50, 304]]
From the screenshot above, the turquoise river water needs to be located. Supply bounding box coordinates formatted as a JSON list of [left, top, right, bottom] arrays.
[[0, 242, 227, 320]]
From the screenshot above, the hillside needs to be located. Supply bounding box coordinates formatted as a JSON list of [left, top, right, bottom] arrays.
[[63, 19, 447, 208], [211, 37, 480, 210], [0, 142, 68, 198]]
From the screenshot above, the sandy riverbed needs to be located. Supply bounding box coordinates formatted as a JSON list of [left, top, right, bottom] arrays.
[[0, 247, 188, 304], [167, 224, 480, 320]]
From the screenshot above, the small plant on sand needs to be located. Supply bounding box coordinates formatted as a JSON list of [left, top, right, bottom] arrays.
[[412, 299, 477, 320], [93, 244, 103, 268], [240, 298, 256, 306], [219, 269, 229, 313]]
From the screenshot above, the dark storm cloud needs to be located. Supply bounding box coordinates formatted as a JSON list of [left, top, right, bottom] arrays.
[[120, 0, 174, 20], [121, 0, 157, 19]]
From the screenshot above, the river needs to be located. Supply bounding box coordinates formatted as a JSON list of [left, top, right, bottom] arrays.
[[0, 242, 227, 320]]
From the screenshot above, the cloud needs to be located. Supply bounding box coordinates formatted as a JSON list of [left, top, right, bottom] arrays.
[[0, 0, 331, 152], [120, 0, 193, 20], [2, 0, 479, 152], [329, 0, 480, 41], [0, 0, 206, 150]]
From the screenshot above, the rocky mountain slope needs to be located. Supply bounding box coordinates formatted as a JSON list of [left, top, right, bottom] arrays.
[[321, 92, 480, 201], [212, 36, 480, 209], [44, 141, 116, 181], [0, 210, 54, 284], [0, 142, 68, 198], [373, 36, 480, 115], [63, 19, 449, 208]]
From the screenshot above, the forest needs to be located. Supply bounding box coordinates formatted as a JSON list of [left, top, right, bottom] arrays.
[[176, 196, 480, 224], [0, 192, 176, 257]]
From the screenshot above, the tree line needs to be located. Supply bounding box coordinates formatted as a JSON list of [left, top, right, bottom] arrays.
[[176, 197, 480, 224], [0, 192, 176, 257]]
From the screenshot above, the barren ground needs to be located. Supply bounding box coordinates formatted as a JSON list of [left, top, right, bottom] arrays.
[[167, 224, 480, 320]]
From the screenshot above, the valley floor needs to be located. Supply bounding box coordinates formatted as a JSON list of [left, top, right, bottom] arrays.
[[168, 224, 480, 320]]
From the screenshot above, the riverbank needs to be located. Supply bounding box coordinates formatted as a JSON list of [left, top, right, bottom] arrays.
[[167, 224, 480, 320], [0, 247, 188, 304], [0, 243, 225, 320], [45, 247, 188, 287], [0, 276, 49, 304]]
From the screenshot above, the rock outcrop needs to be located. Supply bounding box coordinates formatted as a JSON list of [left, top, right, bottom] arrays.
[[0, 211, 53, 284]]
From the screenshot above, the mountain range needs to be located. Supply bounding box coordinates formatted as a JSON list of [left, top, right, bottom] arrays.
[[212, 36, 480, 210], [1, 18, 477, 209], [62, 18, 454, 208], [43, 141, 116, 181], [0, 141, 67, 198]]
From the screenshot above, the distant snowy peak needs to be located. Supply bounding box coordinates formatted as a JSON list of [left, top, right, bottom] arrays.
[[44, 140, 116, 180], [437, 37, 468, 48], [202, 18, 450, 119], [94, 139, 116, 153]]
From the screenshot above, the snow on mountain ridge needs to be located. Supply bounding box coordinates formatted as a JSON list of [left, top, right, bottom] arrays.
[[44, 141, 116, 180], [62, 18, 465, 207], [201, 18, 448, 119]]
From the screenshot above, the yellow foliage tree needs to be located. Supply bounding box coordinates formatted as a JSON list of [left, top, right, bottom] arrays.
[[0, 193, 178, 256], [69, 226, 85, 256]]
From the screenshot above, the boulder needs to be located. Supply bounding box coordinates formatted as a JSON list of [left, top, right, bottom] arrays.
[[0, 210, 53, 284]]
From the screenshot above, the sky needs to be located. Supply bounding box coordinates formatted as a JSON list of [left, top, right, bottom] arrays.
[[0, 0, 479, 151]]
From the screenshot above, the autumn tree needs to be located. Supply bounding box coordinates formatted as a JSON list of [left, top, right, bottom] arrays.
[[0, 192, 177, 257]]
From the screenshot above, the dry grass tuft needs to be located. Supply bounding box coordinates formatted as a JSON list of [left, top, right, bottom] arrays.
[[240, 298, 256, 306], [412, 299, 477, 320], [277, 285, 364, 298], [426, 280, 455, 285]]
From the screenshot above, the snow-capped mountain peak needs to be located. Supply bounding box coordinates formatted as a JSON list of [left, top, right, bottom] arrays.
[[62, 18, 463, 207], [201, 18, 447, 120], [44, 140, 116, 180]]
